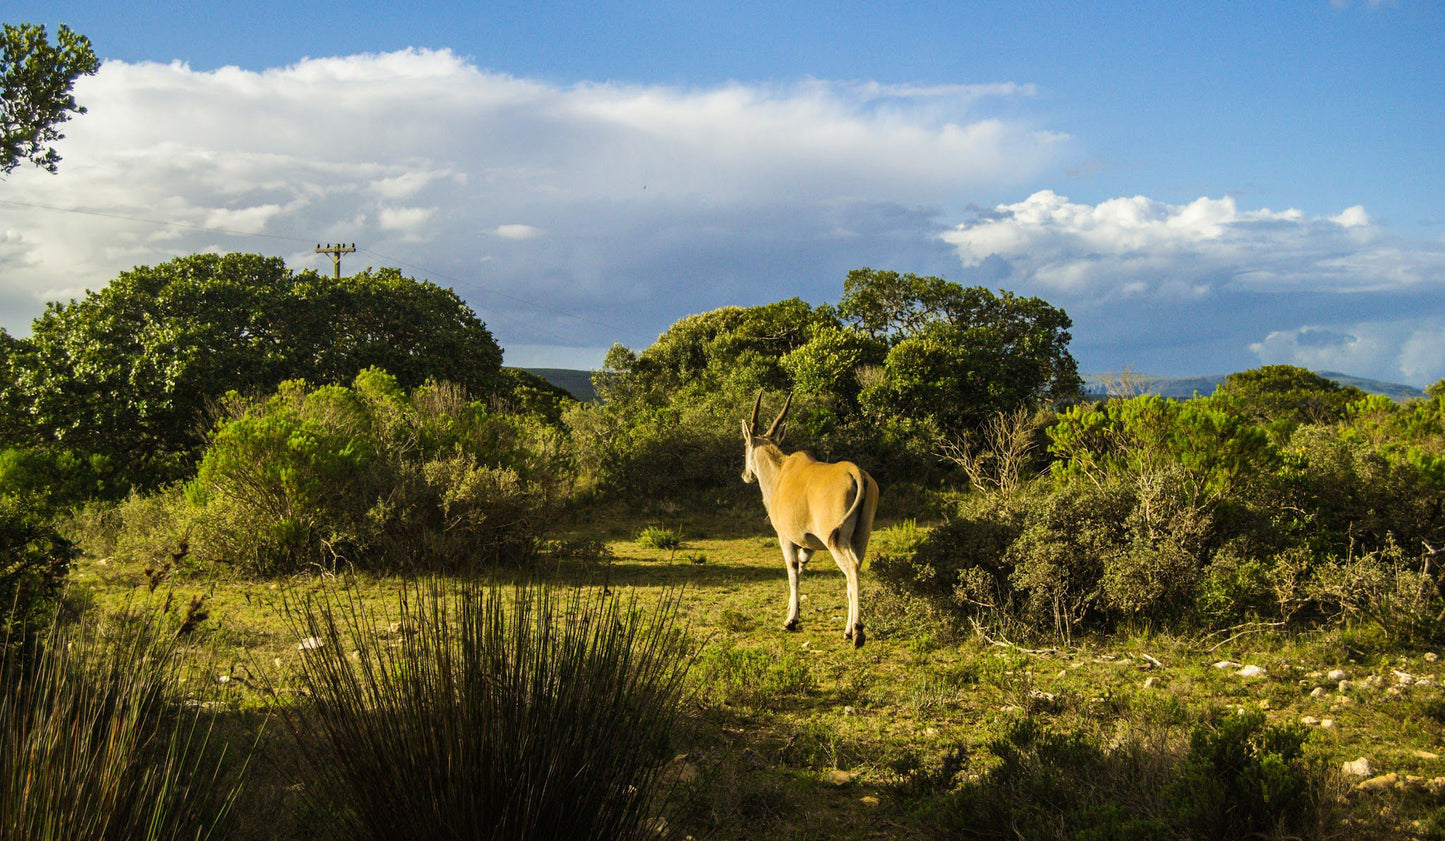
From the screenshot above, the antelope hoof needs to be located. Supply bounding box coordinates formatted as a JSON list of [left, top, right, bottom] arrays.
[[783, 618, 800, 632], [852, 624, 866, 649]]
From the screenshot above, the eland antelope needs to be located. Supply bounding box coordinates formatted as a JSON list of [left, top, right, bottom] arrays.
[[742, 392, 879, 648]]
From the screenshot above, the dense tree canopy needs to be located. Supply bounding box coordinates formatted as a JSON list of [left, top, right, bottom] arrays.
[[5, 253, 503, 486], [1, 23, 98, 175], [1211, 364, 1365, 435]]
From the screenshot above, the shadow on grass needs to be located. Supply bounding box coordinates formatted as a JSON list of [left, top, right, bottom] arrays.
[[531, 556, 788, 590]]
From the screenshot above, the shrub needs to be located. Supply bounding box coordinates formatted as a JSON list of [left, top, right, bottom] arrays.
[[187, 369, 566, 574], [0, 495, 77, 659], [638, 525, 684, 556], [0, 607, 242, 839], [284, 580, 696, 840]]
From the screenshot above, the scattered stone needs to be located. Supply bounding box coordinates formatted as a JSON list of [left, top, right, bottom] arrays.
[[1395, 670, 1417, 686], [1428, 777, 1445, 796], [1029, 689, 1058, 704], [1357, 773, 1398, 793], [1236, 665, 1267, 678], [217, 675, 231, 684], [1258, 699, 1272, 710], [95, 558, 109, 567], [1426, 652, 1439, 663], [298, 637, 324, 651], [923, 727, 938, 737], [1306, 670, 1324, 679], [1143, 677, 1160, 689], [1310, 687, 1327, 698], [1343, 757, 1375, 777], [273, 658, 282, 668], [859, 796, 880, 806], [825, 769, 853, 787], [1338, 680, 1351, 693], [842, 706, 855, 716], [1300, 716, 1320, 726], [1387, 687, 1402, 697], [1214, 660, 1242, 670], [1413, 750, 1440, 760], [1320, 719, 1336, 730], [1328, 669, 1348, 682], [1367, 674, 1385, 688], [1420, 677, 1438, 687], [801, 641, 811, 650]]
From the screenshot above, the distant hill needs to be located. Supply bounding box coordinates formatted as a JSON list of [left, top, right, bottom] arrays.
[[1083, 370, 1425, 401], [523, 368, 597, 402]]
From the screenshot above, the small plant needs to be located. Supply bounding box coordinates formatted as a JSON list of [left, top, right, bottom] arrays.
[[717, 608, 752, 632], [694, 643, 815, 710], [638, 525, 684, 560], [685, 551, 708, 565], [284, 578, 697, 839], [0, 607, 243, 839]]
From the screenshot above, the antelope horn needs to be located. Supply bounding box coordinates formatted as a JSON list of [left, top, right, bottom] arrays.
[[749, 390, 764, 434], [764, 392, 793, 439]]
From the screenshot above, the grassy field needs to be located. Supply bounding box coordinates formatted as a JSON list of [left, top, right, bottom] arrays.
[[67, 507, 1445, 839]]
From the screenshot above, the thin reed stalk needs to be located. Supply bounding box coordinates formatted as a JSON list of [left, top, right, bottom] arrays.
[[0, 607, 244, 840]]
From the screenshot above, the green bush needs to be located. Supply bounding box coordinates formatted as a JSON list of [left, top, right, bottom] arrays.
[[0, 496, 77, 659], [284, 580, 695, 840], [186, 369, 567, 574]]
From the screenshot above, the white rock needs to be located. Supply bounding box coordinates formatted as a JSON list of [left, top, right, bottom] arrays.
[[1343, 757, 1374, 777], [1320, 719, 1336, 730], [824, 769, 853, 786], [1426, 652, 1439, 663], [1214, 660, 1242, 670], [1143, 677, 1160, 689], [1310, 687, 1326, 698], [1338, 680, 1351, 692], [1327, 669, 1347, 682], [1395, 670, 1416, 686], [298, 637, 324, 651], [1236, 665, 1267, 678], [1300, 715, 1320, 726]]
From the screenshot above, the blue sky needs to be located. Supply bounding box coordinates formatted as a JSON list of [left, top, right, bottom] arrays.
[[4, 1, 1444, 383]]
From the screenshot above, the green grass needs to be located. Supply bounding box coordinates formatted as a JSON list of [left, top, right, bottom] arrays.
[[59, 512, 1445, 838]]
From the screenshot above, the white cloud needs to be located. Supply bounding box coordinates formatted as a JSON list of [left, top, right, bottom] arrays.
[[941, 190, 1445, 384], [0, 49, 1067, 363], [494, 224, 542, 240]]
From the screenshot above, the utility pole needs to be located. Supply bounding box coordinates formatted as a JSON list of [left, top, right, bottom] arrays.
[[315, 243, 356, 278]]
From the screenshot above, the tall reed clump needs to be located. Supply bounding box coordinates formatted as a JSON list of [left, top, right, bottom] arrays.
[[285, 579, 696, 840], [0, 609, 242, 840]]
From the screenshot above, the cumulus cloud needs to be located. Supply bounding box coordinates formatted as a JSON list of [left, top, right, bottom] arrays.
[[0, 49, 1066, 365], [942, 190, 1445, 384]]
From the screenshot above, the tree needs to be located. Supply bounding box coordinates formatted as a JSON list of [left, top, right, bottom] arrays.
[[1, 23, 98, 175], [10, 253, 503, 488], [1211, 365, 1364, 431], [840, 268, 1082, 437]]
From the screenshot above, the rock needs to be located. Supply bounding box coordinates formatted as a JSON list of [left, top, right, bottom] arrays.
[[1428, 777, 1445, 796], [1343, 757, 1375, 777], [1143, 677, 1160, 689], [1328, 669, 1347, 682], [1356, 773, 1398, 793], [298, 637, 324, 651], [859, 796, 880, 806], [1338, 680, 1351, 692], [1320, 719, 1336, 729], [1427, 652, 1439, 663], [1214, 660, 1242, 670], [1258, 699, 1272, 710], [842, 705, 855, 716], [1367, 674, 1385, 688], [1387, 687, 1402, 697], [1413, 750, 1440, 760], [1236, 664, 1267, 678], [825, 769, 853, 786], [1300, 716, 1320, 726], [1395, 670, 1416, 686], [1310, 686, 1326, 698]]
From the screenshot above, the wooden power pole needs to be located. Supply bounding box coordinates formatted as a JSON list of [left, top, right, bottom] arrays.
[[315, 243, 356, 278]]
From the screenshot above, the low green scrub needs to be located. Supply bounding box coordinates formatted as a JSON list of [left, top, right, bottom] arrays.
[[877, 392, 1445, 641], [694, 642, 816, 710], [909, 710, 1334, 840], [104, 369, 570, 575], [0, 495, 78, 660], [283, 579, 696, 839]]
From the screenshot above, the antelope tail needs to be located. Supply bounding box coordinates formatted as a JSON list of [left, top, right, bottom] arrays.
[[829, 469, 868, 563]]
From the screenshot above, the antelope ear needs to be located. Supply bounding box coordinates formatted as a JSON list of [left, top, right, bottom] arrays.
[[774, 423, 787, 443], [740, 419, 752, 441]]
